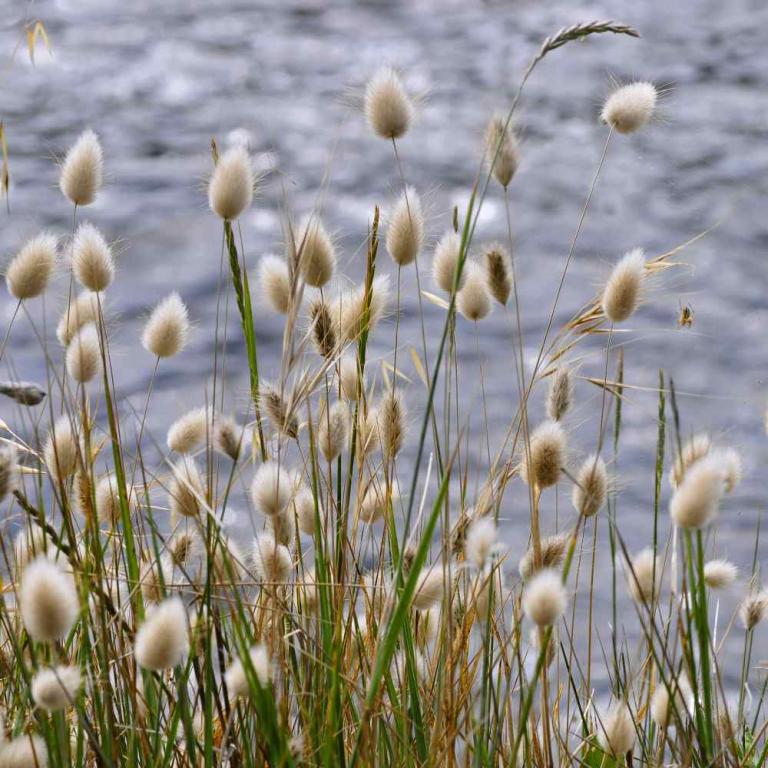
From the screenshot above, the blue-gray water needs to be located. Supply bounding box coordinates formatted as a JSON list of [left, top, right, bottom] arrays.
[[1, 0, 766, 682]]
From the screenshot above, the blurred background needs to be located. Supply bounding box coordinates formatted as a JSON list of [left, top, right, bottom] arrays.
[[1, 0, 766, 675]]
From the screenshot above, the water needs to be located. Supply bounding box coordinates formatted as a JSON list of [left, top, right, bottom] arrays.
[[1, 0, 766, 681]]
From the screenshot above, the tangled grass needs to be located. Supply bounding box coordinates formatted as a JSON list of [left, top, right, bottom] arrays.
[[0, 18, 765, 768]]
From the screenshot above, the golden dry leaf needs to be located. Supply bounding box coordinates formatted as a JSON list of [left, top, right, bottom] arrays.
[[26, 21, 52, 65], [410, 347, 427, 387], [421, 290, 449, 310]]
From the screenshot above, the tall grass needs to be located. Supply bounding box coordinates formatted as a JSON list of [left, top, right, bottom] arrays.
[[0, 18, 765, 768]]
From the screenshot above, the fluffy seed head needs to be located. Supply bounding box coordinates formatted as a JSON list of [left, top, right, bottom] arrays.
[[357, 406, 378, 459], [297, 216, 335, 288], [739, 590, 768, 630], [519, 533, 568, 581], [57, 291, 99, 346], [20, 556, 79, 642], [168, 458, 203, 519], [251, 461, 292, 517], [59, 128, 103, 206], [134, 597, 189, 670], [0, 444, 18, 504], [651, 676, 693, 728], [704, 559, 738, 590], [31, 665, 81, 711], [670, 433, 711, 490], [259, 254, 291, 314], [520, 420, 566, 489], [572, 454, 608, 518], [483, 243, 512, 305], [669, 455, 724, 529], [464, 518, 497, 569], [208, 145, 254, 220], [432, 231, 464, 293], [140, 555, 173, 603], [601, 81, 658, 134], [378, 391, 405, 459], [95, 472, 138, 526], [719, 447, 743, 493], [167, 407, 208, 454], [71, 222, 114, 292], [263, 387, 298, 438], [471, 567, 505, 618], [66, 323, 101, 383], [485, 115, 520, 188], [5, 233, 58, 300], [626, 548, 660, 604], [601, 248, 645, 323], [318, 401, 349, 461], [267, 506, 296, 547], [252, 533, 292, 584], [386, 187, 424, 266], [413, 566, 447, 611], [546, 365, 574, 422], [142, 292, 190, 358], [364, 66, 413, 140], [337, 275, 390, 342], [214, 415, 242, 461], [0, 734, 48, 768], [310, 299, 336, 358], [522, 568, 567, 626], [598, 703, 636, 756], [294, 488, 316, 536], [359, 481, 396, 524], [225, 644, 271, 697], [457, 264, 492, 321], [339, 356, 363, 401]]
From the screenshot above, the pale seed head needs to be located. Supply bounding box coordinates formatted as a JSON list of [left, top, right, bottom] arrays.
[[71, 222, 114, 292], [364, 66, 413, 140], [601, 248, 645, 323], [59, 128, 103, 206], [208, 144, 254, 221], [66, 323, 102, 383], [134, 597, 189, 671], [5, 232, 58, 300], [142, 292, 190, 358], [259, 254, 292, 314], [601, 81, 658, 134], [386, 186, 424, 266]]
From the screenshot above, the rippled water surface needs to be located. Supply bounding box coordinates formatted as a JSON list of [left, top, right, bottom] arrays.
[[1, 0, 767, 677]]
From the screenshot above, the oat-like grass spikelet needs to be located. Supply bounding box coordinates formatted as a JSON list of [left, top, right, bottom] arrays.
[[168, 457, 204, 519], [546, 365, 573, 421], [518, 533, 568, 581], [57, 290, 99, 346], [134, 597, 189, 671], [252, 533, 292, 584], [484, 115, 520, 188], [167, 407, 208, 454], [0, 734, 48, 768], [457, 263, 492, 321], [601, 81, 658, 134], [598, 703, 636, 756], [208, 144, 254, 221], [364, 66, 413, 140], [214, 415, 243, 460], [572, 454, 608, 517], [263, 387, 298, 438], [432, 230, 464, 293], [378, 390, 405, 459], [703, 559, 737, 590], [225, 645, 271, 698], [386, 186, 424, 266], [338, 275, 390, 342], [31, 665, 81, 711], [413, 566, 446, 610], [259, 254, 291, 314], [251, 461, 292, 517], [0, 444, 18, 504], [65, 323, 101, 383], [601, 248, 645, 323], [522, 568, 566, 626], [142, 292, 190, 358], [297, 216, 336, 288], [669, 454, 724, 529], [626, 548, 660, 604], [520, 420, 566, 489], [318, 401, 349, 461], [59, 128, 103, 206], [464, 518, 497, 569], [20, 556, 79, 642], [483, 243, 512, 305], [71, 222, 114, 292], [5, 233, 57, 300]]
